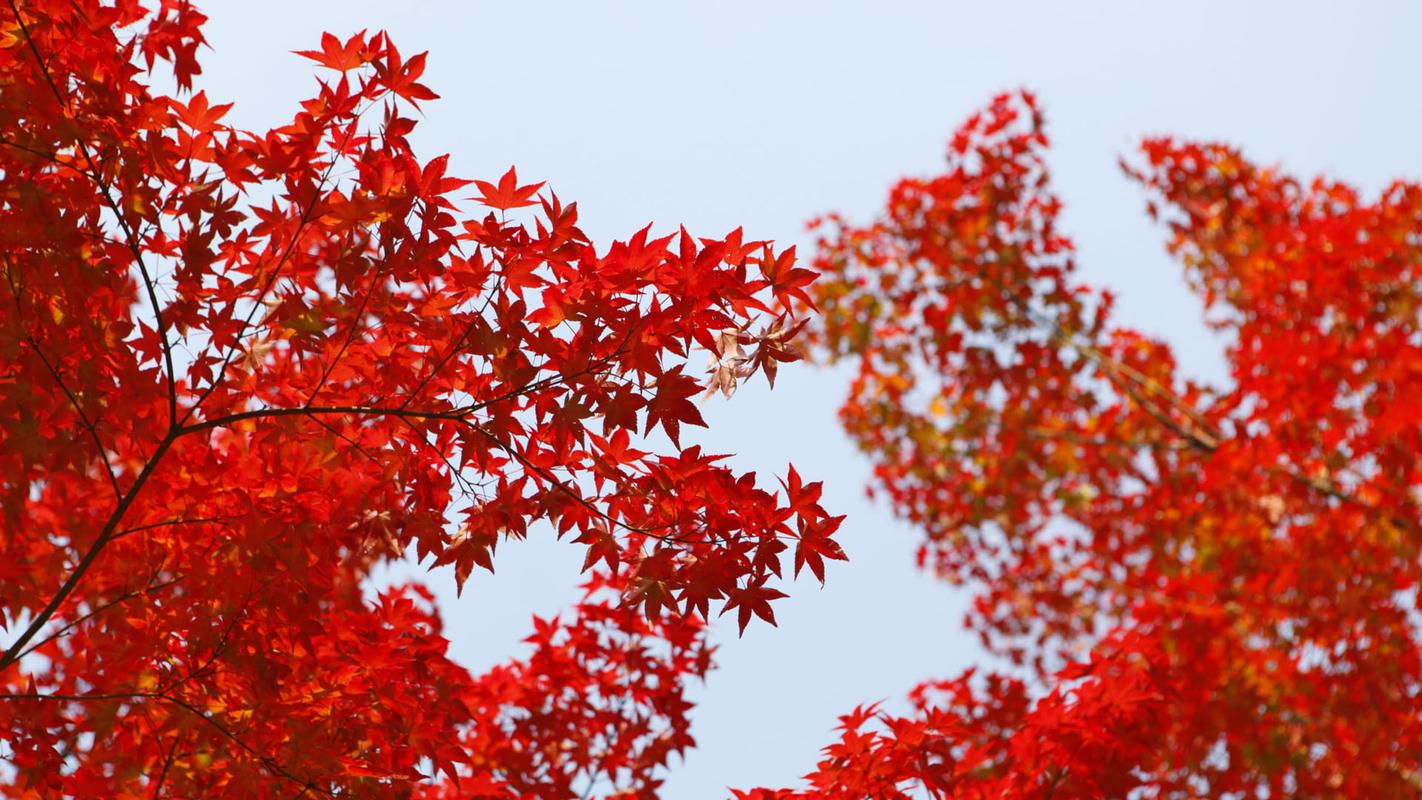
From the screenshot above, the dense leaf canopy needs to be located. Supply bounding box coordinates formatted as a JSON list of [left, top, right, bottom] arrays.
[[0, 2, 837, 795], [3, 2, 1419, 798], [745, 91, 1422, 798]]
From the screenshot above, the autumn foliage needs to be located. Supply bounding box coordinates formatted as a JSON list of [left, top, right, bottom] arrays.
[[3, 1, 1420, 798], [0, 1, 839, 795], [743, 92, 1422, 797]]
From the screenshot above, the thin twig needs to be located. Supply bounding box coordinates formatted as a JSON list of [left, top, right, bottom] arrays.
[[8, 0, 180, 423], [14, 576, 183, 662]]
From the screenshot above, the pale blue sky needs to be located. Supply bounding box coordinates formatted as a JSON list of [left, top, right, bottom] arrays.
[[196, 2, 1422, 795]]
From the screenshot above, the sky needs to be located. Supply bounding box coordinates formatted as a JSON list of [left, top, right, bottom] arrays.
[[193, 2, 1422, 795]]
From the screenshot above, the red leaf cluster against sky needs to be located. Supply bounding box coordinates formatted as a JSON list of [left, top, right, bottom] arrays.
[[3, 2, 1420, 797]]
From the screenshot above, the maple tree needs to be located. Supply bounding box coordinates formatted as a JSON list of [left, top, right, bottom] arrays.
[[0, 1, 843, 796], [738, 91, 1422, 797], [6, 1, 1419, 796]]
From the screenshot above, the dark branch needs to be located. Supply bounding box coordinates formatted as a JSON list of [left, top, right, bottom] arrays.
[[7, 0, 180, 424]]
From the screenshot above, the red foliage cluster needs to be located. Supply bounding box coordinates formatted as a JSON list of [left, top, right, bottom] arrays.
[[0, 2, 839, 795], [747, 91, 1422, 797], [4, 1, 1417, 797]]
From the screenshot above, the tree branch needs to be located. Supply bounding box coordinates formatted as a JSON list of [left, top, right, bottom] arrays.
[[0, 689, 332, 797], [22, 336, 124, 497], [180, 108, 367, 429], [8, 0, 179, 424], [0, 432, 176, 672], [13, 575, 182, 663]]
